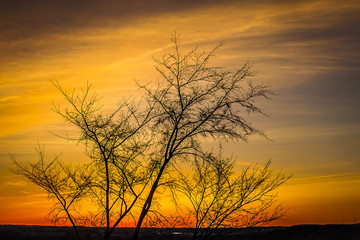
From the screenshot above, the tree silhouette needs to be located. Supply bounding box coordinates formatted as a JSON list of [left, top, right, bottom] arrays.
[[49, 81, 154, 240], [12, 82, 153, 240], [12, 34, 288, 240], [11, 145, 91, 240], [132, 34, 276, 239], [175, 155, 289, 240]]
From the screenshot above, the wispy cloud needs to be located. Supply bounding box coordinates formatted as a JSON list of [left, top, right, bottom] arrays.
[[290, 172, 360, 184], [5, 181, 27, 187]]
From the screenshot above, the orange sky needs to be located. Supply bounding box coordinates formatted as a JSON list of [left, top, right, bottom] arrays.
[[0, 0, 360, 226]]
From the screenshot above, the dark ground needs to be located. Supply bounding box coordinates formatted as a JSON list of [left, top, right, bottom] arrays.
[[0, 224, 359, 240]]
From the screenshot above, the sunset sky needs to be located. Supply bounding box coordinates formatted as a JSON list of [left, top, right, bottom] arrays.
[[1, 0, 360, 226]]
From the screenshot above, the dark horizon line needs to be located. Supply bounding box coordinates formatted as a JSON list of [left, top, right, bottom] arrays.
[[1, 223, 359, 229]]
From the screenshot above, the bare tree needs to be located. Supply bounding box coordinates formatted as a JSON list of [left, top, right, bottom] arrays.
[[12, 82, 154, 240], [51, 81, 156, 240], [132, 34, 274, 239], [11, 145, 91, 240], [175, 153, 290, 240], [12, 34, 284, 240]]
